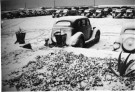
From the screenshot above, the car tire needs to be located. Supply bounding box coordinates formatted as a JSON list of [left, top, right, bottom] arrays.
[[76, 38, 84, 48], [122, 44, 135, 53], [95, 31, 100, 43], [122, 37, 135, 53]]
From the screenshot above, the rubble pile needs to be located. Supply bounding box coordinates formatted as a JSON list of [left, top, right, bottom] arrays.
[[2, 50, 135, 91]]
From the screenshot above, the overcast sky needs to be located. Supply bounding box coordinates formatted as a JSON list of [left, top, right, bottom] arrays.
[[1, 0, 135, 10]]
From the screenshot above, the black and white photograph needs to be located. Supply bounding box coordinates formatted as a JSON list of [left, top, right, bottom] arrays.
[[1, 0, 135, 91]]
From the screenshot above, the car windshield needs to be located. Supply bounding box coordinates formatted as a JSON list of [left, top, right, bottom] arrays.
[[124, 29, 135, 34], [56, 21, 71, 26]]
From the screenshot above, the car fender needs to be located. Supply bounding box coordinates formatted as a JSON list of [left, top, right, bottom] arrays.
[[67, 32, 84, 46], [91, 28, 100, 40], [85, 27, 100, 44]]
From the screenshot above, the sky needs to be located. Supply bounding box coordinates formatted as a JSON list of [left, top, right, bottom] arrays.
[[1, 0, 135, 10]]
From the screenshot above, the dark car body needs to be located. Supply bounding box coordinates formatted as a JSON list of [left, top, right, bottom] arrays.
[[113, 23, 135, 53], [1, 11, 13, 19], [10, 10, 21, 18], [47, 16, 100, 47]]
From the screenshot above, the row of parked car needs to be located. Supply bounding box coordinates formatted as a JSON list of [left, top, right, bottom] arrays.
[[1, 8, 56, 19], [2, 6, 135, 19], [52, 6, 135, 19]]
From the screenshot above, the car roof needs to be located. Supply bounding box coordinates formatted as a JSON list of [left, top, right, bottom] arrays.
[[121, 23, 135, 34], [56, 16, 88, 23]]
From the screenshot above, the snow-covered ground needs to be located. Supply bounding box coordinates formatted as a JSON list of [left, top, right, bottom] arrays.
[[2, 16, 135, 53], [1, 16, 135, 91]]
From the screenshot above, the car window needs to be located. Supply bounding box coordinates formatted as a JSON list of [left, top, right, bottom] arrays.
[[78, 21, 81, 26], [124, 29, 135, 34], [87, 19, 90, 25], [81, 19, 86, 26], [56, 21, 71, 26]]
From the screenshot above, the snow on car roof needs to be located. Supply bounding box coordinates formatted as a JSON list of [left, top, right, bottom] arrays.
[[57, 16, 88, 22], [120, 23, 135, 34]]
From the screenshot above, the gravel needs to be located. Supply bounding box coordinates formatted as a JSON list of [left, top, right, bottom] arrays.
[[2, 50, 135, 91]]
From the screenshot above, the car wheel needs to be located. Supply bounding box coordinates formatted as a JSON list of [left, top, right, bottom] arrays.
[[122, 37, 135, 53], [95, 31, 100, 43], [76, 38, 84, 48]]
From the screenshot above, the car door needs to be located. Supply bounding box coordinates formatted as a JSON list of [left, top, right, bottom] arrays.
[[75, 19, 90, 41], [86, 19, 92, 39]]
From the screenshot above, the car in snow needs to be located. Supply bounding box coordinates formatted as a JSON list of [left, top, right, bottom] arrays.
[[78, 6, 89, 15], [112, 6, 129, 18], [103, 7, 112, 17], [52, 9, 63, 18], [94, 8, 105, 18], [113, 23, 135, 53], [84, 8, 96, 18], [123, 8, 135, 19], [46, 16, 100, 47], [62, 9, 79, 16], [1, 11, 14, 19]]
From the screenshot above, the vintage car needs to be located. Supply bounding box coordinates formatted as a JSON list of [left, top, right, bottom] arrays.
[[111, 7, 121, 16], [25, 9, 36, 17], [1, 11, 14, 19], [46, 16, 100, 47], [112, 8, 122, 18], [94, 8, 105, 18], [18, 10, 27, 17], [9, 10, 20, 18], [78, 6, 89, 15], [52, 9, 63, 18], [103, 7, 112, 17], [46, 9, 57, 15], [113, 23, 135, 53], [62, 9, 79, 16], [112, 7, 128, 18], [123, 8, 135, 18], [84, 8, 95, 18], [78, 9, 85, 15]]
